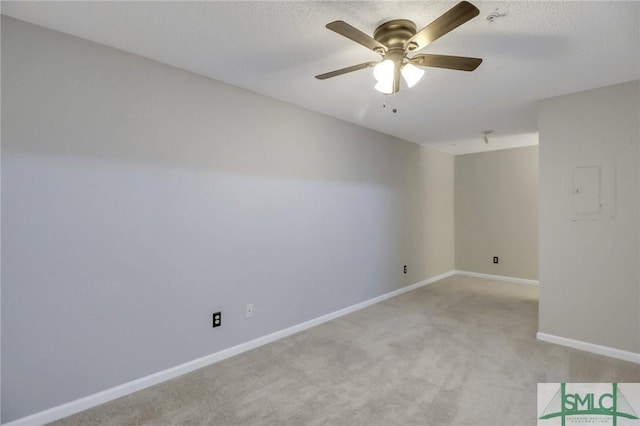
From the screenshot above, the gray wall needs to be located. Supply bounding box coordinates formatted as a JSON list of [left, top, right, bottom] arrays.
[[455, 146, 539, 280], [421, 148, 455, 275], [538, 80, 640, 354], [1, 17, 454, 422]]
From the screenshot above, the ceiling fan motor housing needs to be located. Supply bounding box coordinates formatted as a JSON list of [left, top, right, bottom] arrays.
[[373, 19, 417, 51]]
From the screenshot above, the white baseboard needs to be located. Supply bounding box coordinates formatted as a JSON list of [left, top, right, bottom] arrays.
[[455, 270, 539, 286], [537, 332, 640, 364], [4, 270, 455, 426]]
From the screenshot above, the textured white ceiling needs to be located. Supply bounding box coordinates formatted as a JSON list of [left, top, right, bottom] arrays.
[[2, 1, 639, 153]]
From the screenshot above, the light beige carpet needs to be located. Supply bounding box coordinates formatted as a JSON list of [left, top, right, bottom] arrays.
[[52, 275, 639, 425]]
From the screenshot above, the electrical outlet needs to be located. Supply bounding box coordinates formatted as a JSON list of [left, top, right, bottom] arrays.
[[212, 312, 222, 328], [245, 304, 254, 319], [403, 265, 407, 274], [493, 257, 499, 264]]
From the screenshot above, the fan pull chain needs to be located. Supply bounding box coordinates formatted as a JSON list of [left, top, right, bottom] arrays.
[[382, 95, 398, 114]]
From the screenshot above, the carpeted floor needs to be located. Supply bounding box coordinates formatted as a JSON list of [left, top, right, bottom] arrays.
[[52, 275, 639, 425]]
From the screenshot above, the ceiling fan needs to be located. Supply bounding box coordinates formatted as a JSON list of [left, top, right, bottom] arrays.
[[315, 1, 482, 94]]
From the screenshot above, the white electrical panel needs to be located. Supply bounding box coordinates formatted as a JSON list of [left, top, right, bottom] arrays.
[[572, 165, 601, 215], [563, 160, 615, 221]]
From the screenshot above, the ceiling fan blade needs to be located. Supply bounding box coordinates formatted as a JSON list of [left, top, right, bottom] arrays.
[[410, 54, 482, 71], [404, 1, 479, 51], [315, 61, 378, 80], [326, 21, 388, 54]]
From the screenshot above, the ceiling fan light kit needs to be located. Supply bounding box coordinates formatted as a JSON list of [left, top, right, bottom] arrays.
[[316, 1, 483, 94], [373, 59, 425, 94], [373, 60, 395, 94], [401, 63, 425, 88]]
